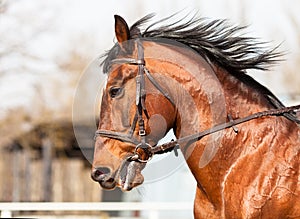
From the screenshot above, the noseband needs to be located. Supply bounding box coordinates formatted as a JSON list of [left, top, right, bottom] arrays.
[[95, 38, 300, 163]]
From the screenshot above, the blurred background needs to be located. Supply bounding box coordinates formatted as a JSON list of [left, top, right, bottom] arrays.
[[1, 0, 300, 218]]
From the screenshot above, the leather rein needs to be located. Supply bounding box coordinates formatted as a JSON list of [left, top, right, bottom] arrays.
[[94, 39, 300, 163]]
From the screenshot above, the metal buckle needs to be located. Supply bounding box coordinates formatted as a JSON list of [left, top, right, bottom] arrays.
[[130, 143, 153, 163], [138, 129, 146, 136]]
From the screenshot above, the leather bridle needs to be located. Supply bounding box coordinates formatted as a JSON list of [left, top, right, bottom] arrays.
[[94, 38, 300, 163], [94, 39, 176, 162]]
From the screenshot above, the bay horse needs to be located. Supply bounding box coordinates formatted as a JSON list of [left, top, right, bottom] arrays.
[[91, 14, 300, 218]]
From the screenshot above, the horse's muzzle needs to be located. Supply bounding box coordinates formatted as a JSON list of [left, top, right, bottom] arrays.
[[91, 159, 146, 191]]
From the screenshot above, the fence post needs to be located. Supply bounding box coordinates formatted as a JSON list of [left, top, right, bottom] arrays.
[[42, 137, 52, 201], [12, 142, 22, 202]]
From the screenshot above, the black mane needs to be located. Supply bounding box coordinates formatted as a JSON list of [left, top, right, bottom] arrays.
[[139, 14, 283, 73], [103, 13, 282, 74]]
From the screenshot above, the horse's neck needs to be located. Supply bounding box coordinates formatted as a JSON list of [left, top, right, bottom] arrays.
[[173, 65, 276, 206]]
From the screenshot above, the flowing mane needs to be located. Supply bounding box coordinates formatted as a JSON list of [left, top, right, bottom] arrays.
[[103, 13, 282, 73]]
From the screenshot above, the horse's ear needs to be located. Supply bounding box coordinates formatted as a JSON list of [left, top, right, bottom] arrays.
[[114, 15, 130, 44]]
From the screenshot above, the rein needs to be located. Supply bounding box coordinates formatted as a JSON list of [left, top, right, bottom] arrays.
[[152, 104, 300, 155], [94, 38, 300, 163]]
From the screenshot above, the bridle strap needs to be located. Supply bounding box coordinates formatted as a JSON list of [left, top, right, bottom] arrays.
[[136, 39, 147, 141], [144, 68, 176, 106], [94, 129, 139, 145], [110, 58, 145, 65]]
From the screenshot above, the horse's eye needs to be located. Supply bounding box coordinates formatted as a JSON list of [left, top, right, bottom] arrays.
[[109, 87, 123, 98]]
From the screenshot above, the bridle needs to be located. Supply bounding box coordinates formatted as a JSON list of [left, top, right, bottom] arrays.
[[95, 39, 176, 162], [94, 38, 300, 163]]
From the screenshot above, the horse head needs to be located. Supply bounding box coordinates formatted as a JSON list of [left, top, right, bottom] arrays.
[[91, 15, 177, 191]]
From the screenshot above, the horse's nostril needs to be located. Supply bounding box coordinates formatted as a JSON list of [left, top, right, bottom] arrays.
[[93, 169, 102, 178], [91, 167, 111, 181]]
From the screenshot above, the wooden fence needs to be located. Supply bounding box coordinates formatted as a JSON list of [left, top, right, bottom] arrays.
[[0, 147, 101, 202]]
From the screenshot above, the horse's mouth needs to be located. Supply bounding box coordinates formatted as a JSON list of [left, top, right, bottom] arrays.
[[117, 160, 146, 191]]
